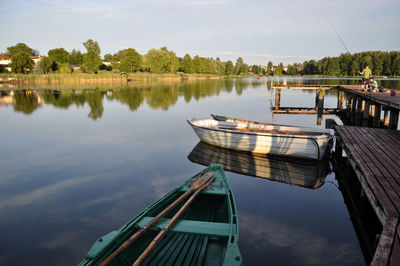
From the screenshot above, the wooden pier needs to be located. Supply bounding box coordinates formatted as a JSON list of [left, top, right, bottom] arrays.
[[335, 126, 400, 265], [337, 85, 400, 130]]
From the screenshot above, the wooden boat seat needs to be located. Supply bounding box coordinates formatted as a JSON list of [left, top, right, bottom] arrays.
[[180, 186, 227, 195], [137, 216, 233, 237]]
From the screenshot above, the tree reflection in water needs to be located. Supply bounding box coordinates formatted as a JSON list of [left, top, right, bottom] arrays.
[[2, 79, 252, 119]]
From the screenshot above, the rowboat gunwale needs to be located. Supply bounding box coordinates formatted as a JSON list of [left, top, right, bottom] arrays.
[[187, 118, 332, 140]]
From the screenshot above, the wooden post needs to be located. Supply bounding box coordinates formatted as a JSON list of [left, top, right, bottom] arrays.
[[363, 102, 370, 120], [383, 109, 390, 127], [373, 104, 382, 127], [389, 110, 399, 130], [362, 101, 370, 127], [346, 94, 352, 120], [356, 98, 363, 126], [316, 89, 324, 125], [338, 90, 344, 110], [275, 88, 281, 110], [351, 96, 357, 124]]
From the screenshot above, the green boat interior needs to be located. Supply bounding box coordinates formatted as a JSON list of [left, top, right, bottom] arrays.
[[84, 178, 238, 266]]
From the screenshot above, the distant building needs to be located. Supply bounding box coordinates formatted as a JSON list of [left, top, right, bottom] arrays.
[[296, 65, 304, 72], [31, 55, 43, 65], [0, 55, 12, 72], [0, 55, 43, 72], [283, 66, 288, 72]]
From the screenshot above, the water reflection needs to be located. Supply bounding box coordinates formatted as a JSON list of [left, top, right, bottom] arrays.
[[0, 79, 254, 119], [1, 78, 398, 120], [188, 141, 330, 189]]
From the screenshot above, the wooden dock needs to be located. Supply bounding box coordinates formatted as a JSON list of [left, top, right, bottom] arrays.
[[335, 125, 400, 265], [271, 84, 335, 90], [337, 85, 400, 129]]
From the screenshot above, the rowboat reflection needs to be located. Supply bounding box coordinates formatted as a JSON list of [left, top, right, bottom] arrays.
[[188, 141, 330, 189]]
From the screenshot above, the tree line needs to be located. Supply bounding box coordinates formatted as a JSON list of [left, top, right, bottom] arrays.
[[2, 41, 399, 77], [298, 51, 400, 76], [1, 40, 250, 76]]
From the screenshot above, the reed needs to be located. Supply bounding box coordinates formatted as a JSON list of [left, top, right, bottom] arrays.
[[0, 72, 221, 85]]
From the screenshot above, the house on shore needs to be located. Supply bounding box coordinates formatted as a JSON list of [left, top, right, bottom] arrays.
[[0, 54, 43, 72]]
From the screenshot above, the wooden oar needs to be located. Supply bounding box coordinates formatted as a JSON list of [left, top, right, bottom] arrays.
[[132, 173, 215, 266], [100, 172, 215, 266]]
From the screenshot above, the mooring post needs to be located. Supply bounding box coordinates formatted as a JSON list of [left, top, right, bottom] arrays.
[[383, 109, 390, 127], [356, 98, 363, 126], [351, 95, 358, 124], [373, 104, 382, 127], [316, 89, 324, 125], [346, 94, 352, 120], [337, 90, 344, 110], [363, 101, 370, 121], [275, 88, 281, 110], [389, 110, 399, 130]]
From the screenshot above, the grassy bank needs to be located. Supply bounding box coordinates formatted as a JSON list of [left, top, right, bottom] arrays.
[[0, 72, 222, 85]]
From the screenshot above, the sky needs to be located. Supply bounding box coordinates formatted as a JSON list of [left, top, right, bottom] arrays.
[[0, 0, 399, 65]]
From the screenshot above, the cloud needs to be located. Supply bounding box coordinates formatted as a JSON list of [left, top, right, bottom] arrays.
[[240, 212, 363, 265]]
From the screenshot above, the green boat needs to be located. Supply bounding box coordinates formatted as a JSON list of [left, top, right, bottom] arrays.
[[80, 164, 242, 266]]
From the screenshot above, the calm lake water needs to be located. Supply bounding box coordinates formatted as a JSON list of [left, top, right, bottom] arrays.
[[1, 77, 399, 266]]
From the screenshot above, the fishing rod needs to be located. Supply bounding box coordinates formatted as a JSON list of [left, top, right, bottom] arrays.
[[328, 22, 351, 54]]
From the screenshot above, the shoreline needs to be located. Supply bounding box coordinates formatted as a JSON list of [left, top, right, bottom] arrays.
[[0, 73, 399, 88]]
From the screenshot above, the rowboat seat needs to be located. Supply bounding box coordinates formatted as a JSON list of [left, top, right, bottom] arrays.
[[137, 216, 234, 237]]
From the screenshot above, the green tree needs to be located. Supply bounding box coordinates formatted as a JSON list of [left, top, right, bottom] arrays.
[[275, 63, 284, 75], [240, 63, 249, 75], [6, 43, 36, 57], [143, 47, 178, 74], [326, 57, 341, 76], [40, 56, 52, 73], [11, 52, 34, 73], [181, 54, 194, 73], [82, 39, 102, 73], [266, 61, 273, 75], [233, 57, 244, 75], [349, 60, 359, 76], [392, 55, 400, 76], [57, 63, 72, 73], [103, 53, 113, 62], [225, 60, 234, 75], [68, 49, 83, 65], [48, 48, 69, 64], [119, 48, 142, 73], [338, 53, 352, 76]]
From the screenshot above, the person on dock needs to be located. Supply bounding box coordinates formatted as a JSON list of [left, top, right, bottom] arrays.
[[359, 65, 372, 89], [367, 77, 378, 92]]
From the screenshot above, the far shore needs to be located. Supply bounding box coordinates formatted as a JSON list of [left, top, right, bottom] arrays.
[[1, 73, 399, 87]]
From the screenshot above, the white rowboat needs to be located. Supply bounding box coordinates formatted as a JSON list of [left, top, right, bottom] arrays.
[[187, 115, 333, 160]]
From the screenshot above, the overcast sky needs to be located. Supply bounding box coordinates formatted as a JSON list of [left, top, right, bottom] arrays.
[[1, 0, 399, 65]]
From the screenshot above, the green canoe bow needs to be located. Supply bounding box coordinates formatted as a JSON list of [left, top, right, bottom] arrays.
[[80, 164, 242, 266]]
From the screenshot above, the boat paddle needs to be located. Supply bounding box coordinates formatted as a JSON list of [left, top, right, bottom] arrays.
[[100, 172, 215, 266]]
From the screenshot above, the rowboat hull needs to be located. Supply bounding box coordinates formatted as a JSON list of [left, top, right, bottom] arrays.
[[187, 117, 333, 160], [80, 164, 241, 266], [188, 141, 329, 189]]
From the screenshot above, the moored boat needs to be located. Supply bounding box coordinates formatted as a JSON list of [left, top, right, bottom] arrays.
[[80, 164, 242, 266], [188, 141, 329, 189], [187, 115, 333, 160]]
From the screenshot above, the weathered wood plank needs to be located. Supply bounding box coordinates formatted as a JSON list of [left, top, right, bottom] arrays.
[[371, 217, 398, 266]]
